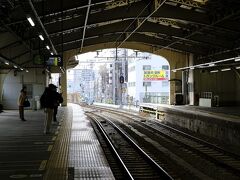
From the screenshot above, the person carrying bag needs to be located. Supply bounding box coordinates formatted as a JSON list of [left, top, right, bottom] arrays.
[[18, 87, 27, 121], [23, 98, 30, 107]]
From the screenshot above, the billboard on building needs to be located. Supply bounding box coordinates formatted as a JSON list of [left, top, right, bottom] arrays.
[[143, 70, 168, 81]]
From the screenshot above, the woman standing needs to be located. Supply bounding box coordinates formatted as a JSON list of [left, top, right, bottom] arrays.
[[18, 87, 27, 121]]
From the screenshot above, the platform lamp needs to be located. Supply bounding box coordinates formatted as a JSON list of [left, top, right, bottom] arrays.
[[38, 34, 44, 41], [235, 56, 240, 62], [26, 16, 35, 26]]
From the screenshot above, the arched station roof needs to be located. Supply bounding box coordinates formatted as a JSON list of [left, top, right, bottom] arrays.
[[0, 0, 240, 70]]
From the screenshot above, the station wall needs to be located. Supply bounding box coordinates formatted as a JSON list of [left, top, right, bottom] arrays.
[[194, 69, 239, 106], [2, 69, 46, 109], [237, 76, 240, 105]]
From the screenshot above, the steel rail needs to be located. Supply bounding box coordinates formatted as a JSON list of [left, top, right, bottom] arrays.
[[103, 114, 173, 180], [89, 114, 134, 180], [135, 120, 240, 177], [92, 105, 240, 159]]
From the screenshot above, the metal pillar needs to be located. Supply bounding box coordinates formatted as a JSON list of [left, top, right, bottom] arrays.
[[112, 50, 116, 104], [182, 70, 187, 104], [188, 54, 195, 105]]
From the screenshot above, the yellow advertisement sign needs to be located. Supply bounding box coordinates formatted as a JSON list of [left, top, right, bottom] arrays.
[[143, 70, 168, 81]]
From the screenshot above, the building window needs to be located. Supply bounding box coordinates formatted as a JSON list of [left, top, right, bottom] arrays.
[[143, 65, 151, 70], [128, 66, 135, 72], [143, 82, 151, 86], [162, 65, 169, 70], [128, 82, 136, 87], [162, 81, 169, 87]]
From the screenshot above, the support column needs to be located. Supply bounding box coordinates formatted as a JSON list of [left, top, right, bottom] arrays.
[[60, 52, 69, 107], [60, 72, 67, 106], [182, 71, 187, 104], [188, 53, 195, 105], [0, 71, 7, 104]]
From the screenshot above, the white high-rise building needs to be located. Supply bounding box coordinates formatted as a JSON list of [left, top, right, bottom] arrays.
[[67, 69, 95, 101], [127, 52, 170, 105]]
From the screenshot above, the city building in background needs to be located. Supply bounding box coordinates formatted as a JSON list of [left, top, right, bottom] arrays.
[[67, 67, 95, 103], [127, 52, 170, 105], [67, 48, 170, 105]]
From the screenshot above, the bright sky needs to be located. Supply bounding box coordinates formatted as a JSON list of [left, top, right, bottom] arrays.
[[74, 49, 129, 70], [73, 49, 169, 70]]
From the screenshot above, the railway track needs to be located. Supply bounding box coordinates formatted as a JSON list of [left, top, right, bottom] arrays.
[[85, 106, 240, 179], [86, 112, 173, 180]]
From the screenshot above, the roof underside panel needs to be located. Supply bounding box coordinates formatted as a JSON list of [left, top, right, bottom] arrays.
[[0, 0, 240, 69]]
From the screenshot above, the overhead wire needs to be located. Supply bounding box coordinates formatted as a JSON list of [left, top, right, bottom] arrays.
[[116, 0, 167, 48], [114, 1, 152, 47]]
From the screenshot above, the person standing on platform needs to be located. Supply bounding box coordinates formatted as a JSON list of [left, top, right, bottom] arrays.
[[40, 84, 58, 134], [18, 86, 27, 121], [52, 86, 63, 123]]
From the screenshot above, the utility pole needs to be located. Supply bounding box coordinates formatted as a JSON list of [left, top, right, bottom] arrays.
[[112, 48, 117, 104]]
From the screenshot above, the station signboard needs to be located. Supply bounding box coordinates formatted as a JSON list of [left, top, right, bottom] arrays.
[[143, 70, 168, 81]]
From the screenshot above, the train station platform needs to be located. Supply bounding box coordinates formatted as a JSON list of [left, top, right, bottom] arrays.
[[0, 102, 239, 179], [0, 104, 114, 180]]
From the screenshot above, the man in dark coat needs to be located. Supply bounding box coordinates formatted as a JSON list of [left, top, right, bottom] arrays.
[[52, 86, 63, 122], [40, 84, 60, 134]]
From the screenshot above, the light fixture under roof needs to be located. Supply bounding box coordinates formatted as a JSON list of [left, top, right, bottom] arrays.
[[221, 68, 231, 72], [13, 65, 18, 68], [46, 45, 50, 50], [39, 34, 44, 41], [210, 70, 218, 73], [172, 57, 236, 72], [165, 1, 177, 6], [193, 0, 208, 4], [27, 16, 35, 27], [50, 52, 53, 55], [5, 61, 9, 65], [20, 68, 24, 71], [236, 66, 240, 69], [235, 56, 240, 62], [190, 66, 194, 70], [195, 8, 206, 13], [180, 4, 192, 10]]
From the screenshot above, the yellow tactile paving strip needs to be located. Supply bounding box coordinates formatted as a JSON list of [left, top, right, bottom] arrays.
[[43, 107, 73, 180], [43, 103, 115, 180]]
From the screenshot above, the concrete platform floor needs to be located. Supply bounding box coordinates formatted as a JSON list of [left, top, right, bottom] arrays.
[[0, 104, 114, 180]]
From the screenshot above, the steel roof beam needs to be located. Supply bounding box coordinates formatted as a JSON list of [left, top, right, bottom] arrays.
[[79, 0, 91, 53], [52, 32, 206, 55], [156, 6, 240, 53], [116, 0, 167, 48], [47, 20, 230, 50], [27, 0, 57, 55], [0, 40, 21, 51], [45, 18, 234, 49], [0, 19, 32, 53]]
